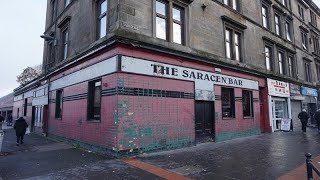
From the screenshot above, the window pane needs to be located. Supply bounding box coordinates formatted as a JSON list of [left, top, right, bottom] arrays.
[[275, 16, 280, 35], [232, 0, 237, 10], [63, 30, 68, 60], [173, 23, 182, 44], [100, 0, 107, 15], [286, 23, 291, 41], [226, 42, 231, 58], [99, 15, 107, 38], [222, 88, 235, 118], [243, 90, 253, 117], [65, 0, 70, 7], [224, 0, 229, 5], [156, 17, 166, 40], [288, 57, 293, 76], [235, 33, 240, 61], [173, 8, 181, 21], [156, 1, 166, 16], [225, 29, 230, 41], [265, 47, 270, 70], [278, 53, 283, 74]]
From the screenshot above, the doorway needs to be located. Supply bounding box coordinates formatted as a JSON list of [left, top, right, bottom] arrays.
[[271, 98, 288, 131], [195, 101, 215, 142]]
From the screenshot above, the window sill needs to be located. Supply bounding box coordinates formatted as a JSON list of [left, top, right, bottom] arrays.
[[87, 120, 101, 123], [222, 117, 235, 120], [243, 116, 254, 119], [55, 117, 62, 120]]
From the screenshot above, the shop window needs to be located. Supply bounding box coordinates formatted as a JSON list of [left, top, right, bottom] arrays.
[[97, 0, 108, 39], [155, 0, 185, 45], [88, 79, 101, 121], [242, 90, 253, 117], [55, 89, 63, 119], [24, 98, 27, 116], [222, 87, 235, 118]]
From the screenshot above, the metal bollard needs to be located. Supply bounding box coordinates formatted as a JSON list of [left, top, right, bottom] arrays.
[[0, 130, 4, 152], [306, 153, 313, 180]]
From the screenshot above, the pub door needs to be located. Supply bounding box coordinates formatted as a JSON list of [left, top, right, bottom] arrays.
[[195, 101, 215, 142]]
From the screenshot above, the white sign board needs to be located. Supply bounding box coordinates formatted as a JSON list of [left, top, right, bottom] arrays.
[[281, 118, 291, 131], [121, 56, 259, 90], [267, 78, 290, 97]]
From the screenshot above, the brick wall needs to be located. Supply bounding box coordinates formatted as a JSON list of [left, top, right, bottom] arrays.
[[114, 73, 195, 152]]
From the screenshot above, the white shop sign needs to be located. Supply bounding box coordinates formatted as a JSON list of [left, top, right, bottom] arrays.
[[121, 56, 259, 90], [267, 78, 290, 97]]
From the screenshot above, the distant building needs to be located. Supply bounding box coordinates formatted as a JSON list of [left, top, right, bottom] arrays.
[[0, 93, 13, 120], [12, 0, 320, 154]]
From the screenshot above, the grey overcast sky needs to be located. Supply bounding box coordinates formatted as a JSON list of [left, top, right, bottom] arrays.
[[0, 1, 47, 98], [0, 1, 320, 98]]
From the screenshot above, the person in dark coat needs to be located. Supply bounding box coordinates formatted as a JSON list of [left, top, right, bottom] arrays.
[[0, 114, 4, 130], [298, 109, 309, 133], [7, 114, 13, 126], [14, 117, 29, 146], [314, 109, 320, 133]]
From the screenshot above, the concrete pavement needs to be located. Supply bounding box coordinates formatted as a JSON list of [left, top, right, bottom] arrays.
[[1, 123, 320, 179]]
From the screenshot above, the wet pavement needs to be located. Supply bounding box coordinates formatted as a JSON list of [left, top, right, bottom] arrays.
[[1, 123, 320, 179]]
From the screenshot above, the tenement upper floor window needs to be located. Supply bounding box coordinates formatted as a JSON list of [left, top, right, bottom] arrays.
[[225, 28, 242, 61], [155, 0, 185, 45], [304, 60, 312, 82], [265, 45, 273, 71], [311, 10, 317, 27], [274, 14, 281, 36], [262, 5, 269, 29], [88, 79, 101, 121], [64, 0, 71, 8], [278, 51, 284, 75], [316, 62, 320, 82], [312, 33, 320, 56], [61, 28, 69, 60], [298, 4, 304, 21], [98, 0, 107, 39], [223, 0, 239, 11], [287, 55, 294, 78], [51, 0, 56, 23], [301, 29, 308, 50], [285, 20, 292, 42], [281, 0, 289, 8]]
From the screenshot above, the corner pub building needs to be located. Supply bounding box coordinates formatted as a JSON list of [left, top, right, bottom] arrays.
[[12, 0, 320, 153]]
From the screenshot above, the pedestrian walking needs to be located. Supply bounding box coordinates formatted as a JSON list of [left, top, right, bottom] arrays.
[[298, 109, 309, 133], [0, 114, 4, 130], [314, 109, 320, 133], [14, 117, 28, 146], [7, 114, 12, 126]]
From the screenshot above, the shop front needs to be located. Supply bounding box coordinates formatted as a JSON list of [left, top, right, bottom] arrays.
[[301, 86, 318, 125], [267, 79, 291, 132], [290, 84, 304, 128]]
